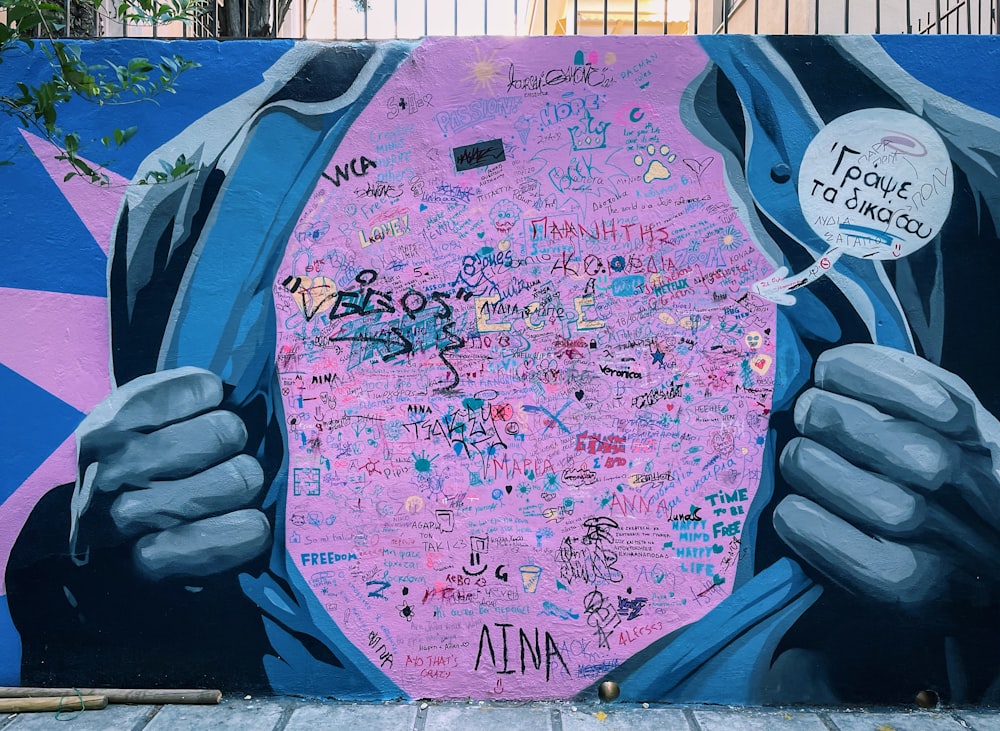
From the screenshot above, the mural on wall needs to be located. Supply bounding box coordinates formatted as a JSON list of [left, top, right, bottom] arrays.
[[2, 34, 1000, 704]]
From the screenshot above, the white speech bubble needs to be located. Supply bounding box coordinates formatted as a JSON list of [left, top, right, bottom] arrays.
[[799, 108, 953, 261]]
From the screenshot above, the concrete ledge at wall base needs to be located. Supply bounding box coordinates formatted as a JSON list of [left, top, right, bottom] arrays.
[[3, 699, 1000, 731]]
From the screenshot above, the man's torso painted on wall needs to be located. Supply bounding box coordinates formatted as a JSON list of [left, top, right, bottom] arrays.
[[272, 37, 777, 699]]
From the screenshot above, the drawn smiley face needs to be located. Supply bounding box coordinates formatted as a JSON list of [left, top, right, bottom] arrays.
[[490, 199, 521, 233]]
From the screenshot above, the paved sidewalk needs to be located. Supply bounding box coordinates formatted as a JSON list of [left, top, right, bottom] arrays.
[[3, 698, 1000, 730]]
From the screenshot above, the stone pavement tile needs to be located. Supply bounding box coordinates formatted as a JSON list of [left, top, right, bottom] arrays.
[[826, 710, 967, 730], [2, 702, 151, 730], [284, 702, 418, 730], [562, 705, 691, 730], [955, 711, 1000, 730], [424, 704, 552, 731], [143, 699, 285, 731], [694, 708, 830, 731]]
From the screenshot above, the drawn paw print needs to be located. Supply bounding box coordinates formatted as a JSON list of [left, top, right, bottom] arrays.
[[634, 144, 677, 183]]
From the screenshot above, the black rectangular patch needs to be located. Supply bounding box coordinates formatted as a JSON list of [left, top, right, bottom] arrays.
[[452, 139, 506, 172]]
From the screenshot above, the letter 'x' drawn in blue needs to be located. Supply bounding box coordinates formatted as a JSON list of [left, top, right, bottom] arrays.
[[523, 401, 572, 433]]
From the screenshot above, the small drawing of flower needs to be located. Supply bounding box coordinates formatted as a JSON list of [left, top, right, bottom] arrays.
[[720, 225, 744, 250]]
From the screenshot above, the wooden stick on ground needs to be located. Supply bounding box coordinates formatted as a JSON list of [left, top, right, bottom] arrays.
[[0, 687, 222, 705], [0, 695, 107, 713]]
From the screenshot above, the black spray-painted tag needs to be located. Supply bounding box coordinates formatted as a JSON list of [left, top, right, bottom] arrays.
[[452, 138, 505, 172]]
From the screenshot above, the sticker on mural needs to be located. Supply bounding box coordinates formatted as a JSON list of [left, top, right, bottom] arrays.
[[754, 108, 954, 304]]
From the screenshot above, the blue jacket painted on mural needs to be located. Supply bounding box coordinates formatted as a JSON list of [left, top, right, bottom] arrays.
[[9, 35, 1000, 703]]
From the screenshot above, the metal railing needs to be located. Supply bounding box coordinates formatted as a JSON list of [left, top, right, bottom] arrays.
[[717, 0, 994, 32], [67, 0, 1000, 39]]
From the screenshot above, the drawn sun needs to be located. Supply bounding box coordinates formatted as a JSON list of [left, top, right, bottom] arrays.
[[720, 224, 744, 250], [462, 46, 503, 96]]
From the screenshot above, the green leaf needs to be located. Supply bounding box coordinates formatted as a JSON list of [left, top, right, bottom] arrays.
[[41, 104, 56, 130], [109, 126, 137, 146], [1, 27, 196, 186]]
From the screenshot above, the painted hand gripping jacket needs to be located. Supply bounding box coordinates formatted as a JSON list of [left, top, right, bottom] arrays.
[[3, 34, 1000, 705]]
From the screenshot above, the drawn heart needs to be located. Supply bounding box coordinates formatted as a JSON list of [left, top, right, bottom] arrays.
[[505, 485, 513, 494], [682, 156, 714, 179], [574, 390, 584, 401], [281, 275, 338, 321]]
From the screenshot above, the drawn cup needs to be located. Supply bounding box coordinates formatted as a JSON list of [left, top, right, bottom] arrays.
[[519, 565, 542, 594]]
